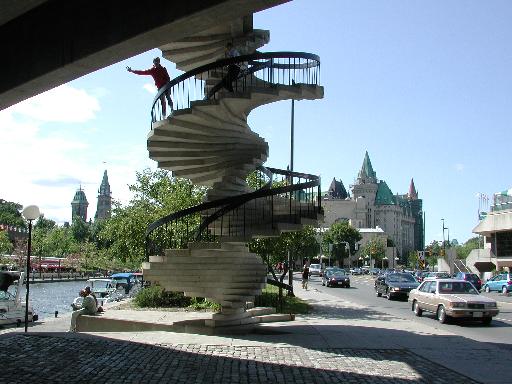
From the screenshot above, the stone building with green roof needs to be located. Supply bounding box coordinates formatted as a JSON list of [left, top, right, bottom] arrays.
[[322, 151, 424, 260]]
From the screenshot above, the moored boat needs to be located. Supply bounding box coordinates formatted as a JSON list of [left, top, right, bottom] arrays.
[[0, 271, 38, 325]]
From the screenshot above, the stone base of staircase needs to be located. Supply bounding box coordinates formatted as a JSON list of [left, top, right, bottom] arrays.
[[76, 307, 294, 335]]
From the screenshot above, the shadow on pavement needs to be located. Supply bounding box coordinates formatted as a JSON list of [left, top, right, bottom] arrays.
[[0, 331, 481, 384]]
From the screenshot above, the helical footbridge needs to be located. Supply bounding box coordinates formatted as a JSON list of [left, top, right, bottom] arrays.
[[143, 48, 324, 327]]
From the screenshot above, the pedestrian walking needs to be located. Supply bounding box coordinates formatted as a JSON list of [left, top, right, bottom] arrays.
[[127, 57, 173, 117], [302, 263, 310, 290]]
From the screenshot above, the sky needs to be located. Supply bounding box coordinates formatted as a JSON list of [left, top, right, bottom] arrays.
[[1, 0, 511, 244]]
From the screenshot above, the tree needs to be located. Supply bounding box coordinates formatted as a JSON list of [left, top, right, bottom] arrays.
[[0, 199, 26, 228], [361, 237, 386, 267], [321, 222, 362, 267], [71, 216, 91, 243], [98, 168, 206, 267], [0, 231, 13, 254], [455, 236, 481, 259]]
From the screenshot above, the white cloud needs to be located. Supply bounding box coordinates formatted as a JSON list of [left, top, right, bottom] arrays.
[[9, 84, 100, 123], [143, 83, 157, 95]]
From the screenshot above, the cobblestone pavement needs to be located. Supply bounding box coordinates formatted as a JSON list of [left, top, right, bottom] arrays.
[[0, 333, 480, 384]]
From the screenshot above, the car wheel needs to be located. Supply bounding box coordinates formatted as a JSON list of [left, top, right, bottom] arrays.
[[346, 284, 350, 288], [413, 301, 422, 317], [386, 290, 393, 300], [376, 290, 382, 297], [482, 317, 492, 326], [437, 305, 448, 324], [484, 286, 490, 293], [322, 282, 325, 286], [502, 286, 508, 295]]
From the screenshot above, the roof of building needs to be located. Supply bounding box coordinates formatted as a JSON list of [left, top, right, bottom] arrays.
[[408, 178, 418, 200], [375, 181, 395, 205], [71, 187, 88, 204], [327, 178, 348, 199], [357, 151, 377, 183]]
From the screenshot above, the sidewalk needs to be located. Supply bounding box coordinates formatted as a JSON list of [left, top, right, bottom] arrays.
[[0, 285, 510, 383]]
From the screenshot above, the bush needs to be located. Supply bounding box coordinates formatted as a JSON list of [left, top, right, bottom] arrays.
[[133, 285, 192, 308], [254, 285, 310, 314], [188, 297, 221, 311]]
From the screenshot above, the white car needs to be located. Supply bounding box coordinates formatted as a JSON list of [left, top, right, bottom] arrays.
[[309, 264, 322, 277]]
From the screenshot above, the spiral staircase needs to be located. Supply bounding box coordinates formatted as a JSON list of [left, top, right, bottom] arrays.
[[142, 15, 324, 328]]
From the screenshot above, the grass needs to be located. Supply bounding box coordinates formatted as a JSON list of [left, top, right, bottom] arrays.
[[254, 284, 311, 314]]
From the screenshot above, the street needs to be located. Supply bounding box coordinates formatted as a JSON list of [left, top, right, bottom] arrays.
[[305, 273, 512, 346]]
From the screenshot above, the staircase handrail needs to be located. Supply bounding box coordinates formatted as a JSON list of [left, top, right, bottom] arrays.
[[150, 51, 321, 123], [145, 167, 321, 260]]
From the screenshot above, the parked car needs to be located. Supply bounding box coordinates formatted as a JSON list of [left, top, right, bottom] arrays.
[[453, 272, 482, 291], [482, 273, 512, 294], [409, 278, 499, 325], [423, 271, 452, 280], [414, 271, 428, 283], [350, 268, 363, 275], [309, 264, 323, 277], [322, 267, 343, 285], [369, 268, 381, 276], [325, 270, 351, 288], [375, 273, 420, 300]]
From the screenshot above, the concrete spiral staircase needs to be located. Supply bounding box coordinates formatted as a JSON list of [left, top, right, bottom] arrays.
[[143, 16, 324, 328]]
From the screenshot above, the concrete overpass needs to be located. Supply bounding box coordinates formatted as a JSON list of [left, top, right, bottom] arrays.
[[0, 0, 288, 110]]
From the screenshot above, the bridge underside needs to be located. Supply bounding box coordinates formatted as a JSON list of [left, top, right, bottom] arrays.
[[0, 0, 288, 110]]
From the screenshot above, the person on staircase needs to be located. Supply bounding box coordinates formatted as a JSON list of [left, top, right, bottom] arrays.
[[127, 57, 173, 117], [206, 42, 244, 99]]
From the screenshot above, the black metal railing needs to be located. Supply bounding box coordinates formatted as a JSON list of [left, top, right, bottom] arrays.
[[150, 51, 321, 123], [145, 167, 322, 260]]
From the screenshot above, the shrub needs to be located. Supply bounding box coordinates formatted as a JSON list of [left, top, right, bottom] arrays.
[[188, 297, 220, 311], [133, 285, 192, 308]]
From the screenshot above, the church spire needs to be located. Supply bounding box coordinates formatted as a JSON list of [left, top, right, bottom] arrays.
[[408, 178, 418, 200], [95, 170, 112, 220], [357, 151, 377, 184]]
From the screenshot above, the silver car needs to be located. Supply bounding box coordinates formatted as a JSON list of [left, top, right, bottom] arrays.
[[409, 278, 499, 325]]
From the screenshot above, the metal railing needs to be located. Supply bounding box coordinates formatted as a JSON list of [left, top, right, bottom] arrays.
[[144, 166, 321, 260], [150, 51, 321, 123]]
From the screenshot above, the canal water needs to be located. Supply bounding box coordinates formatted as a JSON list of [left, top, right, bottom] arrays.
[[17, 281, 86, 320]]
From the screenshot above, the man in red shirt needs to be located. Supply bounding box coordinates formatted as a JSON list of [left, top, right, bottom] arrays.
[[127, 57, 173, 117]]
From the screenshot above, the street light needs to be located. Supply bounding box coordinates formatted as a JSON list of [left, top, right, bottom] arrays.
[[22, 205, 39, 333]]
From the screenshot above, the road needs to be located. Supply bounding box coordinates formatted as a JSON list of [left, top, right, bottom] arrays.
[[305, 273, 512, 346]]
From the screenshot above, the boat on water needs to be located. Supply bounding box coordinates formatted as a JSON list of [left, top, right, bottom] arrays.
[[0, 271, 38, 325], [71, 273, 141, 309]]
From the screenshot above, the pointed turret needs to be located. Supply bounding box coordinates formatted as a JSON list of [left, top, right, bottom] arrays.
[[357, 151, 377, 184], [328, 178, 348, 199], [408, 178, 418, 200], [95, 170, 112, 220]]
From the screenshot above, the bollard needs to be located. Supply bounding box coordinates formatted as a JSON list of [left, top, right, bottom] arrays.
[[55, 311, 59, 318], [16, 319, 21, 328]]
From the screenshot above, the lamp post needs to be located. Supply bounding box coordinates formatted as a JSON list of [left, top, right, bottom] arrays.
[[22, 205, 40, 333]]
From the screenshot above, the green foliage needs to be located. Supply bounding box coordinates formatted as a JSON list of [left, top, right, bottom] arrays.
[[133, 285, 193, 308], [0, 200, 26, 228], [71, 217, 91, 242], [360, 236, 386, 261], [254, 284, 310, 314], [455, 236, 481, 259], [249, 226, 319, 267], [321, 222, 362, 265], [0, 231, 13, 254], [97, 169, 206, 267], [188, 297, 221, 311]]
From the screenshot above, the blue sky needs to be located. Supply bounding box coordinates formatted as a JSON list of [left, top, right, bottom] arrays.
[[1, 0, 511, 244]]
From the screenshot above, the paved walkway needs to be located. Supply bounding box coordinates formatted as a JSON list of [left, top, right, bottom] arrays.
[[0, 284, 510, 383]]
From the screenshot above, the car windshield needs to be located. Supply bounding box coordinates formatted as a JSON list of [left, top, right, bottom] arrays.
[[466, 274, 479, 281], [310, 264, 320, 269], [387, 274, 416, 283], [332, 272, 346, 277], [438, 281, 478, 294]]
